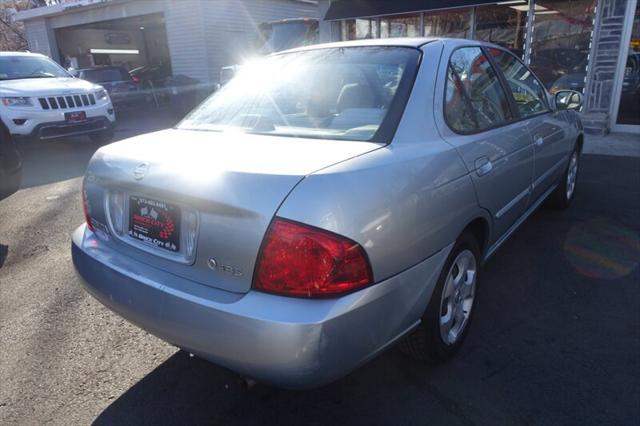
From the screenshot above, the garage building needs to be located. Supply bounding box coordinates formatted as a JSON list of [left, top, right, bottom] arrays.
[[14, 0, 318, 83]]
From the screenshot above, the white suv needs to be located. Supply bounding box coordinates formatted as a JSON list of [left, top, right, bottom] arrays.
[[0, 52, 115, 144]]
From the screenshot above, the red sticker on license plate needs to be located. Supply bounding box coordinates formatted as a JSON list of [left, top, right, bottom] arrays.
[[65, 111, 87, 123], [129, 196, 180, 252]]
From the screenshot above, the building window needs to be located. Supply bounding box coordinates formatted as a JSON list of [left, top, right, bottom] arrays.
[[380, 14, 421, 38], [529, 0, 596, 90], [424, 9, 472, 38], [342, 19, 378, 40], [475, 3, 527, 55], [615, 2, 639, 126]]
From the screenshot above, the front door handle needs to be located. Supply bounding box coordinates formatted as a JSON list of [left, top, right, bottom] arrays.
[[534, 136, 544, 146], [475, 157, 493, 176]]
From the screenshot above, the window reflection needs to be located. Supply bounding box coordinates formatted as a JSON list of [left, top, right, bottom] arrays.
[[423, 9, 471, 38], [380, 15, 421, 38], [475, 4, 527, 56], [342, 19, 378, 40], [530, 0, 596, 90]]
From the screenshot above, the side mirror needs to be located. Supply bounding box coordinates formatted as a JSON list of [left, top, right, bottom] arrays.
[[555, 90, 583, 111]]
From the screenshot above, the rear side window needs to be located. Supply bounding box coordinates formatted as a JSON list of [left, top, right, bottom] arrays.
[[488, 48, 549, 118], [445, 47, 513, 134]]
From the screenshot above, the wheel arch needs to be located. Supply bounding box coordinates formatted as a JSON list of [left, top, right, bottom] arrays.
[[576, 133, 584, 154], [461, 216, 491, 259]]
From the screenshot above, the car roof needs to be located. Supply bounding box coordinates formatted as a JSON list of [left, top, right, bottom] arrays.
[[277, 37, 503, 54]]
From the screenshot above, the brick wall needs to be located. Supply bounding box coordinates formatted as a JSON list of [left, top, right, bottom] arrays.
[[583, 0, 630, 135]]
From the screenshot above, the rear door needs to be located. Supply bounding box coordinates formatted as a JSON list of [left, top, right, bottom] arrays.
[[435, 44, 534, 242], [487, 47, 571, 202], [435, 46, 533, 240]]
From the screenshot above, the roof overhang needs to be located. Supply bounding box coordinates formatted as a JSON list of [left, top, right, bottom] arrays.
[[324, 0, 511, 21]]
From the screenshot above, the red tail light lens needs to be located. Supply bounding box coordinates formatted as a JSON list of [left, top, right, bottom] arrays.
[[254, 218, 373, 298], [82, 180, 94, 232]]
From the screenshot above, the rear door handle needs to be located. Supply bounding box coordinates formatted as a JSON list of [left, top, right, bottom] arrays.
[[475, 157, 493, 176]]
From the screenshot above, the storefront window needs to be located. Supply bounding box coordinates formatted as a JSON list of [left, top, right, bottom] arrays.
[[475, 4, 527, 56], [616, 3, 640, 126], [342, 19, 378, 40], [423, 9, 471, 38], [529, 0, 596, 90], [380, 14, 420, 38]]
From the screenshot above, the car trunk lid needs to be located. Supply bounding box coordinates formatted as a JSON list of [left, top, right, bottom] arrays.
[[86, 128, 381, 293]]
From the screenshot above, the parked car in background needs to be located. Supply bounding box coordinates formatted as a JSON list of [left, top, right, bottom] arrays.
[[73, 39, 584, 389], [163, 74, 218, 117], [73, 66, 145, 109], [0, 52, 115, 144], [0, 118, 21, 200]]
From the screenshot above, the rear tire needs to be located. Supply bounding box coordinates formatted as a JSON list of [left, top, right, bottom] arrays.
[[550, 148, 580, 210], [399, 231, 480, 362], [89, 128, 114, 145]]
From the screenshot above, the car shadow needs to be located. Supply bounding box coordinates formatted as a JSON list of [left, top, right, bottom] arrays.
[[92, 348, 475, 426]]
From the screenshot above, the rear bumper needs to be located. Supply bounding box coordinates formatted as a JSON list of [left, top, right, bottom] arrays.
[[72, 224, 450, 388]]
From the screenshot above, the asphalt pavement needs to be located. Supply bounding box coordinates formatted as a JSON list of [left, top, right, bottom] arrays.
[[0, 120, 638, 425]]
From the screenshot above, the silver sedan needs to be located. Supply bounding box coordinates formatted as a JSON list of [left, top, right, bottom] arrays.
[[72, 38, 584, 388]]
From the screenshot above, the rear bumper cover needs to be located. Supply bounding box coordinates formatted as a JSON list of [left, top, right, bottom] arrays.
[[72, 224, 450, 388]]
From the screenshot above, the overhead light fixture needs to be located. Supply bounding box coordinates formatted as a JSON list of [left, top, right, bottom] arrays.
[[89, 48, 140, 55], [508, 4, 549, 12]]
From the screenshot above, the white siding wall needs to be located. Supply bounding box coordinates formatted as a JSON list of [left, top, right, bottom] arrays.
[[24, 18, 58, 60], [202, 0, 318, 82], [163, 0, 210, 81]]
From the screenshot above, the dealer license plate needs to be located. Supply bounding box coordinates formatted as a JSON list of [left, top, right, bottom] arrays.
[[128, 196, 181, 252]]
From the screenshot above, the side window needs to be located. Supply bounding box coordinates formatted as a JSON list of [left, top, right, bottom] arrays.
[[445, 47, 513, 133], [488, 48, 549, 118]]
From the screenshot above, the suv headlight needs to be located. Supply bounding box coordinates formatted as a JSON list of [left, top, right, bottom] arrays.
[[1, 97, 33, 107], [95, 89, 109, 101]]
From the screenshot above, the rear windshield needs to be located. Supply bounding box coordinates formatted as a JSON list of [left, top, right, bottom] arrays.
[[81, 68, 130, 83], [179, 46, 421, 142]]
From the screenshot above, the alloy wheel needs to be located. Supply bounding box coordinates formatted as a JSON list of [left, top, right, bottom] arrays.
[[439, 249, 477, 345]]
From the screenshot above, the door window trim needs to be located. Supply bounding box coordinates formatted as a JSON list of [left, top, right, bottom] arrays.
[[482, 45, 552, 119], [443, 45, 520, 136]]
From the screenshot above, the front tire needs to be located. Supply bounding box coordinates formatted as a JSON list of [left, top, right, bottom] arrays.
[[399, 231, 480, 362], [550, 148, 580, 209]]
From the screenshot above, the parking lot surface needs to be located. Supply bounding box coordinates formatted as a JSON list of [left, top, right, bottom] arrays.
[[0, 118, 638, 425]]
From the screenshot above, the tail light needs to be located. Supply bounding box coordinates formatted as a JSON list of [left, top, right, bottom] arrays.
[[254, 218, 373, 298], [82, 179, 94, 232]]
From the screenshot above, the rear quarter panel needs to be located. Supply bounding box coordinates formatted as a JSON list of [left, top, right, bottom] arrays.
[[278, 40, 488, 283], [277, 141, 481, 283]]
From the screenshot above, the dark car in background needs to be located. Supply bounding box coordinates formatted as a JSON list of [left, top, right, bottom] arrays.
[[74, 66, 145, 109], [0, 119, 22, 200]]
